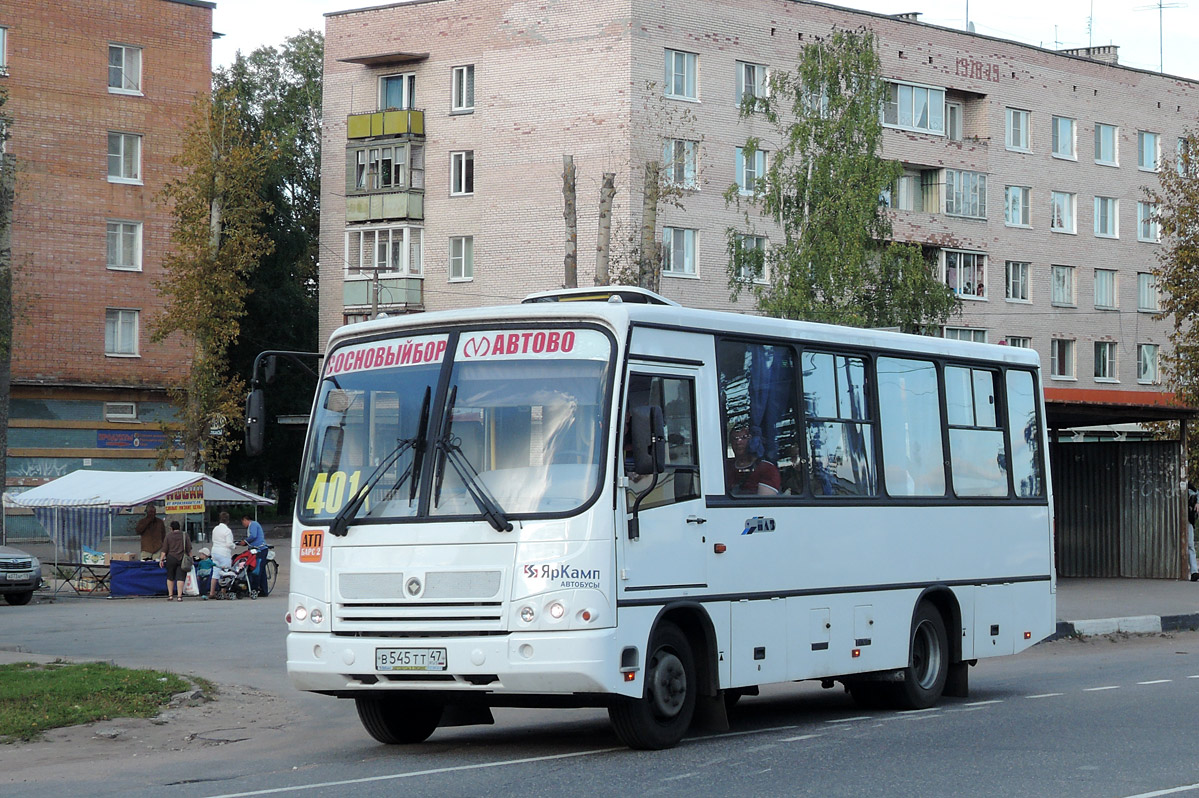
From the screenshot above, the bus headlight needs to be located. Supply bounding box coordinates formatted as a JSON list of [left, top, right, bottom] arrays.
[[520, 605, 536, 623], [311, 608, 324, 625], [294, 605, 308, 622], [548, 601, 566, 620]]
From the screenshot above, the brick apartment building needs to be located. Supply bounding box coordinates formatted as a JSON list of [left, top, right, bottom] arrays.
[[1, 0, 214, 489], [319, 0, 1198, 430]]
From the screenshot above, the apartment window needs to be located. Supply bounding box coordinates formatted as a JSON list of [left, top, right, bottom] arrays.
[[1138, 343, 1160, 384], [0, 27, 7, 73], [1138, 201, 1160, 242], [449, 236, 474, 281], [1006, 336, 1032, 348], [664, 49, 697, 100], [733, 234, 767, 283], [1179, 138, 1195, 177], [451, 65, 475, 112], [1051, 191, 1076, 233], [663, 139, 698, 189], [1051, 338, 1075, 379], [344, 313, 371, 326], [736, 61, 767, 104], [1005, 261, 1030, 301], [945, 101, 963, 142], [1094, 123, 1118, 165], [344, 226, 423, 277], [944, 250, 986, 299], [944, 327, 986, 343], [450, 151, 474, 196], [106, 221, 142, 271], [1138, 273, 1159, 312], [663, 227, 697, 276], [104, 402, 138, 422], [944, 169, 987, 219], [107, 132, 141, 182], [104, 309, 139, 356], [736, 147, 766, 196], [107, 44, 142, 93], [1051, 265, 1075, 306], [1094, 269, 1117, 309], [1005, 185, 1031, 227], [1051, 116, 1076, 159], [1094, 196, 1119, 238], [1094, 342, 1117, 381], [1138, 130, 1159, 171], [1006, 108, 1030, 151], [349, 142, 424, 192], [885, 169, 939, 212], [881, 81, 945, 135], [381, 73, 415, 110]]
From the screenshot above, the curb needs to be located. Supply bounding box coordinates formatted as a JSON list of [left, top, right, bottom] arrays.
[[1047, 613, 1199, 641]]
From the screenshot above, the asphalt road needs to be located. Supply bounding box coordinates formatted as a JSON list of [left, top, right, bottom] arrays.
[[3, 594, 1199, 798]]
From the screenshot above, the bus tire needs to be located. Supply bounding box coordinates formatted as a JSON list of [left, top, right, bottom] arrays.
[[608, 622, 696, 749], [893, 602, 949, 710], [355, 696, 442, 744]]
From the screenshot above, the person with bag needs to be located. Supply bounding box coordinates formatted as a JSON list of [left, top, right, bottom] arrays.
[[159, 520, 193, 601]]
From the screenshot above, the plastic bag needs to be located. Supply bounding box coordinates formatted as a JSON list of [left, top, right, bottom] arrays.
[[183, 570, 200, 596]]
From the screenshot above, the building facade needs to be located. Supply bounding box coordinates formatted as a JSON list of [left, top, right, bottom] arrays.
[[320, 0, 1198, 423], [1, 0, 214, 488]]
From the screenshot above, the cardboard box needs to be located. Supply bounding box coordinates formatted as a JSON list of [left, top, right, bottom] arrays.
[[105, 552, 137, 563]]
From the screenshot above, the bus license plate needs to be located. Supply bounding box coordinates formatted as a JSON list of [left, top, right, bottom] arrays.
[[375, 647, 448, 672]]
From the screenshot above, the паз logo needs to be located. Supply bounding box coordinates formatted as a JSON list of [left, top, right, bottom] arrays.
[[463, 335, 491, 359]]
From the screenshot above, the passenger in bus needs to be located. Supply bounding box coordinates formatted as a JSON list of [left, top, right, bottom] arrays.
[[725, 424, 780, 496]]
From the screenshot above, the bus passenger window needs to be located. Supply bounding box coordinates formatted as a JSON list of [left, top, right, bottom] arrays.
[[802, 352, 877, 496], [945, 366, 1007, 497], [1006, 370, 1045, 497], [877, 357, 946, 497], [717, 340, 798, 497]]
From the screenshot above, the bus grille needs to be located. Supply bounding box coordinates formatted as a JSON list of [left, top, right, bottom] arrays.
[[334, 569, 506, 633], [334, 601, 505, 633]]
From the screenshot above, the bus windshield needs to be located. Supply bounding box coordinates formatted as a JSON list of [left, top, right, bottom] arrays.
[[300, 328, 613, 525]]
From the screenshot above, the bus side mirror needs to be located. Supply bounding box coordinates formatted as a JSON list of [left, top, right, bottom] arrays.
[[631, 405, 665, 475], [245, 389, 265, 456]]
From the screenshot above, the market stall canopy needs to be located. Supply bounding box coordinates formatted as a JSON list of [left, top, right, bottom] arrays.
[[4, 470, 274, 509]]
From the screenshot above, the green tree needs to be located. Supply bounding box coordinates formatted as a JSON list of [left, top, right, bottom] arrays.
[[154, 89, 274, 474], [1149, 129, 1199, 473], [216, 32, 323, 509], [726, 27, 956, 332]]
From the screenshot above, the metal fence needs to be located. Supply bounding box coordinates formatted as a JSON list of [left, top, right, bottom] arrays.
[[1051, 439, 1184, 578]]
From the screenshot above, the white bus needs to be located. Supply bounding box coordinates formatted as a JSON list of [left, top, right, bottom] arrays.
[[285, 288, 1055, 750]]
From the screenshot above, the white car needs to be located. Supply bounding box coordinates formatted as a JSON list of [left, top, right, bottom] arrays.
[[0, 545, 42, 605]]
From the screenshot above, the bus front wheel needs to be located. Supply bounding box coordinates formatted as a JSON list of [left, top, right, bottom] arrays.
[[355, 696, 443, 744], [608, 622, 697, 749], [894, 603, 949, 710]]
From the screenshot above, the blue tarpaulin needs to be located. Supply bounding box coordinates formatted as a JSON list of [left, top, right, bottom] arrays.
[[109, 560, 168, 597]]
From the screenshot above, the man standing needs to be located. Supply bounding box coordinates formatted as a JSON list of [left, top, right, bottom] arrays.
[[135, 504, 165, 561], [240, 514, 268, 596]]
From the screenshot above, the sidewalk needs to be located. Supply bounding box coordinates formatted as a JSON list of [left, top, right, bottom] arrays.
[[1053, 577, 1199, 639]]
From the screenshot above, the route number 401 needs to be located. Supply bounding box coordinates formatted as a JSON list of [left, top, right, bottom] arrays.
[[306, 470, 364, 515]]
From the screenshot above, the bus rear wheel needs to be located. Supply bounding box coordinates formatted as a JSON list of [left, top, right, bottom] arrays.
[[355, 696, 443, 744], [608, 622, 696, 750], [893, 603, 949, 710]]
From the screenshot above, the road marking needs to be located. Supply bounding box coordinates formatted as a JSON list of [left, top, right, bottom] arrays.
[[1117, 782, 1199, 797], [826, 716, 871, 724], [964, 700, 1002, 707], [1137, 680, 1172, 685], [781, 733, 821, 742], [1083, 685, 1121, 692], [1188, 675, 1199, 679], [202, 747, 624, 798], [1026, 693, 1063, 699]]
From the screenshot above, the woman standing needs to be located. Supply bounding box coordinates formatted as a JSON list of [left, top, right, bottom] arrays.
[[206, 511, 235, 599], [159, 520, 192, 601]]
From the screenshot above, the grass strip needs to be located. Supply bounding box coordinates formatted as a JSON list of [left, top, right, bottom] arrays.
[[0, 661, 192, 742]]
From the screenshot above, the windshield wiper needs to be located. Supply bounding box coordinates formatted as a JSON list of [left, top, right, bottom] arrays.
[[328, 387, 430, 538], [433, 385, 513, 533]]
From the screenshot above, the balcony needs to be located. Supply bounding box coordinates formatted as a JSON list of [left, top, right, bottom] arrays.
[[346, 193, 424, 223], [343, 276, 424, 312], [347, 110, 425, 139]]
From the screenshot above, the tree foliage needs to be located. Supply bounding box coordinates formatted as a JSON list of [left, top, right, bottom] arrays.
[[215, 32, 323, 510], [154, 89, 274, 473], [1149, 130, 1199, 473], [726, 27, 956, 332]]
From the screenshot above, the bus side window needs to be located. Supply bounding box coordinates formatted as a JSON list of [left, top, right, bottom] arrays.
[[1006, 370, 1045, 497], [877, 357, 946, 497], [802, 352, 877, 497], [945, 366, 1007, 497], [625, 374, 701, 509], [717, 340, 799, 497]]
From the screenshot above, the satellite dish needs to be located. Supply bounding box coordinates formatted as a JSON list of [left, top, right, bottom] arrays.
[[968, 21, 976, 32]]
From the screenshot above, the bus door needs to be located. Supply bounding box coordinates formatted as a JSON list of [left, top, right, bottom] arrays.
[[618, 369, 707, 593]]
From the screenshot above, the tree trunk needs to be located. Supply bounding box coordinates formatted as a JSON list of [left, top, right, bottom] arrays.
[[595, 172, 616, 286], [0, 154, 14, 539], [639, 161, 660, 291], [562, 155, 577, 288]]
